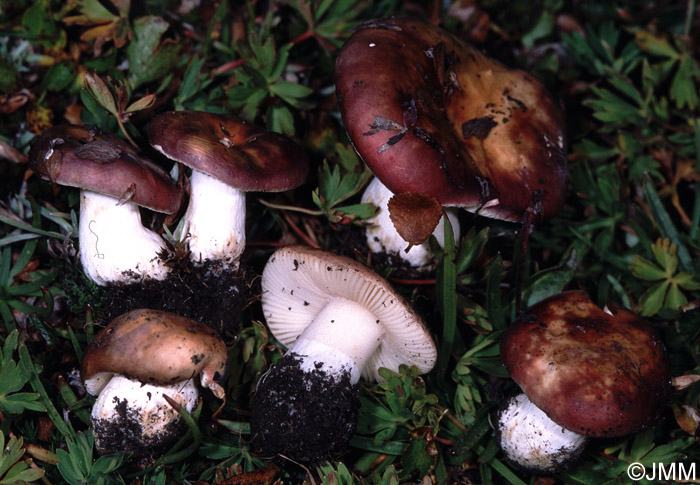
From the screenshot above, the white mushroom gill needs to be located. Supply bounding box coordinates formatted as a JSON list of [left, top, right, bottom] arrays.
[[79, 190, 169, 286]]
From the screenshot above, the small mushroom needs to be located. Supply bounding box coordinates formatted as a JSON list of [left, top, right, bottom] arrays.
[[81, 309, 228, 457], [147, 111, 309, 268], [335, 18, 567, 223], [250, 245, 437, 462], [497, 291, 671, 473], [361, 176, 460, 268], [28, 125, 181, 286]]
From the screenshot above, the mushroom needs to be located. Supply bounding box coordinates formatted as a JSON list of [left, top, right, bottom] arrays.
[[335, 18, 567, 223], [147, 111, 309, 268], [497, 290, 671, 474], [361, 176, 461, 268], [28, 124, 181, 286], [81, 309, 228, 457], [250, 245, 437, 462]]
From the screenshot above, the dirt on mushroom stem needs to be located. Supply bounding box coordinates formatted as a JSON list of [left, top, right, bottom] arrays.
[[91, 253, 258, 340], [249, 353, 361, 464]]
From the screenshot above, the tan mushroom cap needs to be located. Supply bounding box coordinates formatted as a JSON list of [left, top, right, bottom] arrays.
[[147, 110, 309, 192], [81, 309, 228, 399], [335, 18, 567, 221], [28, 124, 181, 214], [500, 290, 671, 437], [261, 245, 437, 381]]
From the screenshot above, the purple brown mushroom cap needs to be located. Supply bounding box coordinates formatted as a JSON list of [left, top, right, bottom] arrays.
[[147, 110, 309, 192], [500, 290, 671, 438], [28, 124, 181, 214], [335, 18, 567, 222]]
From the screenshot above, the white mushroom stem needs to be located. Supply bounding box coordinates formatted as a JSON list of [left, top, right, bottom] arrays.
[[91, 375, 198, 453], [497, 393, 587, 474], [361, 177, 460, 267], [79, 190, 169, 286], [287, 297, 384, 385], [182, 170, 245, 266]]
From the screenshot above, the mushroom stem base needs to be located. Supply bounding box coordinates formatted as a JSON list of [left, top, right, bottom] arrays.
[[79, 190, 169, 286]]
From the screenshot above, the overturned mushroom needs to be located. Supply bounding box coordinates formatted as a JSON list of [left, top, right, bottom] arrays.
[[497, 291, 671, 474], [81, 309, 228, 458], [148, 111, 308, 268], [250, 245, 436, 462], [28, 124, 181, 286]]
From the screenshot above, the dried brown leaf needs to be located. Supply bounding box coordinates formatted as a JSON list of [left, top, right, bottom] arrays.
[[388, 192, 442, 247]]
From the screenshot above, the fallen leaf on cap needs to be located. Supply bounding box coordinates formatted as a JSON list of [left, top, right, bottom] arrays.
[[388, 192, 442, 248]]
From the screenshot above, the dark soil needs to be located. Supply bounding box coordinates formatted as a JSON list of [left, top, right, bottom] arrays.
[[249, 353, 361, 464], [91, 395, 187, 464], [65, 254, 259, 341]]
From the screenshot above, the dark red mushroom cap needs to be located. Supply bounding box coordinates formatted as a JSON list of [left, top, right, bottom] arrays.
[[28, 124, 181, 214], [500, 290, 671, 437], [147, 111, 309, 192], [335, 18, 567, 221]]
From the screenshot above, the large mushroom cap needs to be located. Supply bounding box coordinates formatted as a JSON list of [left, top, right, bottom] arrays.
[[81, 309, 228, 399], [147, 110, 309, 192], [500, 290, 671, 437], [261, 245, 437, 381], [335, 18, 567, 221], [28, 124, 181, 214]]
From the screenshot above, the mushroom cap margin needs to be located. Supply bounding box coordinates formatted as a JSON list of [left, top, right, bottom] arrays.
[[500, 290, 671, 437], [81, 309, 228, 397], [28, 124, 181, 214], [260, 245, 437, 382], [147, 110, 309, 192]]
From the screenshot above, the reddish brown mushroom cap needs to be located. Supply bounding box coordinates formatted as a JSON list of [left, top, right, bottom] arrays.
[[28, 124, 181, 214], [147, 111, 309, 192], [335, 18, 567, 221], [500, 290, 671, 437], [81, 309, 228, 399]]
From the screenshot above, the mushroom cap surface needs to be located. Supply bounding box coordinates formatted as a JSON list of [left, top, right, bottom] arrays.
[[335, 18, 567, 221], [500, 290, 671, 437], [147, 110, 309, 192], [28, 124, 181, 213], [261, 245, 437, 381], [81, 309, 228, 398]]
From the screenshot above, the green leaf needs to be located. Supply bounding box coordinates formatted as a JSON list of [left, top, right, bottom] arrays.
[[267, 104, 295, 136], [630, 255, 666, 281], [436, 215, 457, 377], [521, 247, 578, 308], [639, 280, 669, 316], [270, 81, 313, 107], [41, 60, 76, 92], [670, 54, 699, 109], [82, 71, 118, 116], [485, 256, 505, 330], [0, 59, 18, 93], [664, 282, 687, 310], [127, 16, 181, 89], [634, 30, 679, 58], [455, 227, 489, 274], [642, 175, 693, 272]]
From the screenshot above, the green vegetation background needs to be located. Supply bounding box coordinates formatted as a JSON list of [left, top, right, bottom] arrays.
[[0, 0, 698, 483]]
